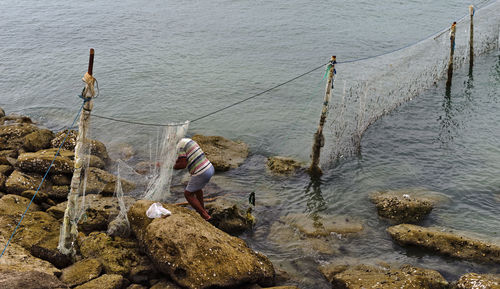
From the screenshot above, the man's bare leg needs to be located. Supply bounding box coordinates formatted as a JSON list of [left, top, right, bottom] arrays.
[[184, 190, 210, 220]]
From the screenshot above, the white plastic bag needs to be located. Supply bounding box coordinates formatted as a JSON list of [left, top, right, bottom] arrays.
[[146, 202, 172, 219]]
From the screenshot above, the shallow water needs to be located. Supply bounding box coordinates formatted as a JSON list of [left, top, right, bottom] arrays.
[[1, 0, 500, 287]]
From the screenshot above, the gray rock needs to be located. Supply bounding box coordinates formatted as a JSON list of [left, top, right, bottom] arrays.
[[387, 224, 500, 263], [191, 134, 248, 171], [128, 200, 275, 289]]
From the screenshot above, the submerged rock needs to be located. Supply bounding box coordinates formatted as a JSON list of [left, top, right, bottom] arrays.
[[266, 156, 302, 175], [319, 263, 448, 289], [370, 190, 441, 223], [60, 258, 103, 287], [0, 270, 68, 289], [192, 134, 248, 171], [452, 273, 500, 289], [281, 213, 363, 237], [387, 224, 500, 264], [128, 200, 275, 289], [205, 199, 252, 235], [85, 167, 135, 195]]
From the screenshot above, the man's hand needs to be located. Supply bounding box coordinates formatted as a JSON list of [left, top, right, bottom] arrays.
[[174, 157, 187, 170]]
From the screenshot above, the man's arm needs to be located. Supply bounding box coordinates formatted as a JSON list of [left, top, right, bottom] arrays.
[[174, 156, 187, 170]]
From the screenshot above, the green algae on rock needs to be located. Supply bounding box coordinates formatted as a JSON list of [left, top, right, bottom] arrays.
[[266, 156, 302, 175]]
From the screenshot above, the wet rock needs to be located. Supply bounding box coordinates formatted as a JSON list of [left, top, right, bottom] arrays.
[[282, 213, 363, 237], [0, 194, 40, 218], [134, 161, 155, 175], [0, 270, 69, 289], [21, 190, 53, 205], [387, 224, 500, 263], [149, 280, 182, 289], [23, 129, 55, 152], [50, 174, 71, 186], [1, 115, 33, 124], [16, 150, 74, 174], [0, 124, 39, 148], [370, 190, 437, 223], [86, 167, 135, 195], [0, 164, 13, 176], [0, 236, 61, 276], [48, 185, 70, 201], [12, 211, 61, 250], [78, 232, 154, 277], [452, 273, 500, 288], [0, 107, 4, 118], [51, 130, 110, 164], [266, 156, 302, 175], [319, 263, 448, 289], [60, 258, 103, 287], [128, 200, 275, 289], [74, 274, 128, 289], [191, 134, 248, 171], [206, 199, 252, 235], [4, 170, 51, 194], [52, 194, 135, 232], [30, 244, 72, 269]]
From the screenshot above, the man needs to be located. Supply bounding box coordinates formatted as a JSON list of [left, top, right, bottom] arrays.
[[174, 138, 214, 222]]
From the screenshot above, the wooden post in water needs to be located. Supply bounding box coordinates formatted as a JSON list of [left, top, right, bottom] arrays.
[[445, 22, 456, 93], [469, 5, 474, 73], [58, 49, 96, 256], [309, 56, 336, 176]]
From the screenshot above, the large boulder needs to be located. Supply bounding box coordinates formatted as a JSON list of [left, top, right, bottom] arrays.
[[266, 156, 302, 175], [74, 274, 129, 289], [60, 258, 103, 287], [0, 236, 61, 276], [452, 273, 500, 288], [51, 130, 110, 164], [319, 263, 448, 289], [191, 134, 248, 171], [23, 129, 55, 152], [128, 200, 275, 289], [387, 224, 500, 263], [0, 270, 68, 289], [4, 170, 50, 194], [0, 123, 39, 150], [370, 190, 439, 223], [78, 232, 155, 278]]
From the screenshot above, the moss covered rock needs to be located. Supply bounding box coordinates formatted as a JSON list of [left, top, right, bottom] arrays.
[[387, 224, 500, 263], [370, 190, 438, 223], [266, 156, 302, 175], [4, 170, 50, 195], [86, 167, 135, 195], [0, 270, 68, 289], [128, 200, 275, 289], [51, 130, 110, 164], [319, 263, 448, 289], [191, 134, 248, 171], [206, 199, 252, 235], [16, 150, 74, 174], [281, 213, 363, 237], [60, 258, 103, 287], [74, 274, 128, 289], [23, 129, 55, 152]]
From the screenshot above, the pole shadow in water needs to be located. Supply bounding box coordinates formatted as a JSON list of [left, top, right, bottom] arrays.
[[304, 174, 327, 226]]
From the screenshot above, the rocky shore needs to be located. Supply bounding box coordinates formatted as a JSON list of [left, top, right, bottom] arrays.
[[0, 106, 499, 289]]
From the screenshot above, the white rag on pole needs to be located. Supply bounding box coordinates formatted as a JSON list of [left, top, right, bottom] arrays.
[[146, 202, 172, 218]]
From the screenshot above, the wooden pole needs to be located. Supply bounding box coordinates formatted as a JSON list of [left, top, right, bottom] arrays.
[[469, 5, 474, 74], [445, 22, 456, 94], [309, 56, 336, 175], [58, 49, 96, 256]]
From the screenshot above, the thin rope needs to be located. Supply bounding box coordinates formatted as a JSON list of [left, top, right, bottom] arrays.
[[0, 102, 85, 259], [92, 114, 188, 127]]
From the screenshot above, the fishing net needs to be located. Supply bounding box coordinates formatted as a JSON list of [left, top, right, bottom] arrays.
[[324, 1, 500, 163]]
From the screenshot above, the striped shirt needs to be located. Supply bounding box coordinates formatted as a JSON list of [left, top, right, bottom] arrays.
[[177, 138, 213, 176]]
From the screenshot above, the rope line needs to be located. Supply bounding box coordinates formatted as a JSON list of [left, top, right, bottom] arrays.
[[71, 0, 498, 127], [0, 102, 85, 259]]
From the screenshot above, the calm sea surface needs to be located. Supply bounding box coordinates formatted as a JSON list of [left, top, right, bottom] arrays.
[[1, 0, 499, 287]]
